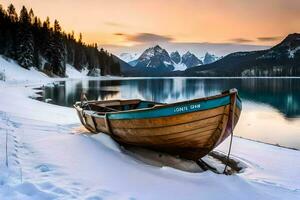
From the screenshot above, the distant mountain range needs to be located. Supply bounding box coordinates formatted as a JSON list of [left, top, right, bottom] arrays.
[[118, 45, 218, 75], [185, 33, 300, 77], [120, 33, 300, 77]]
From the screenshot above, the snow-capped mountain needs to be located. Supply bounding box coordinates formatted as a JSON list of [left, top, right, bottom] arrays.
[[134, 45, 174, 71], [181, 51, 203, 68], [170, 51, 203, 70], [119, 52, 140, 63], [203, 52, 219, 64], [124, 46, 204, 72]]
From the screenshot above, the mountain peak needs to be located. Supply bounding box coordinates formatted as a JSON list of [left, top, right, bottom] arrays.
[[170, 51, 181, 64], [183, 51, 192, 56], [153, 45, 163, 50], [203, 52, 219, 64], [182, 51, 202, 68], [275, 33, 300, 48], [136, 45, 174, 71], [204, 52, 211, 56], [285, 33, 300, 40]]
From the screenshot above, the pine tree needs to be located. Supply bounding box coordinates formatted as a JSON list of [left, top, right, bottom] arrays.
[[41, 16, 51, 62], [32, 16, 42, 69], [28, 8, 34, 24], [4, 4, 18, 58], [74, 33, 84, 70], [0, 4, 6, 54], [16, 6, 34, 69], [50, 19, 66, 76], [7, 4, 18, 22]]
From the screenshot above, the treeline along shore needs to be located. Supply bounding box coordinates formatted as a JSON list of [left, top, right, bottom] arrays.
[[0, 3, 121, 77]]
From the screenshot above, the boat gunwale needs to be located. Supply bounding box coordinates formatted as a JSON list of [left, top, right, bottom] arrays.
[[74, 89, 241, 120]]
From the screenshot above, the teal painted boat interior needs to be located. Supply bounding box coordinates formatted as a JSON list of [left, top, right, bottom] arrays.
[[108, 95, 234, 120]]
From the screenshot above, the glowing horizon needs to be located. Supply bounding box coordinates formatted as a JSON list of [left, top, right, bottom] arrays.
[[2, 0, 300, 47]]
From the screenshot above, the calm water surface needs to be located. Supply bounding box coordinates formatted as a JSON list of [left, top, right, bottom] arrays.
[[42, 78, 300, 149]]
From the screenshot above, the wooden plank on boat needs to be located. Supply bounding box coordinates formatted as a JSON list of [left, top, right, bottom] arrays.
[[109, 105, 228, 129], [112, 115, 223, 137]]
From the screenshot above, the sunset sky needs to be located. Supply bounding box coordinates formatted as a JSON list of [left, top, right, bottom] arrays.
[[2, 0, 300, 55]]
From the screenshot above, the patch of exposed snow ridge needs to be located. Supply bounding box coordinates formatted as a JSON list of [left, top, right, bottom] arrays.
[[163, 61, 173, 66], [173, 62, 187, 71], [65, 64, 88, 78], [288, 46, 300, 58], [0, 55, 49, 83], [119, 52, 140, 62], [0, 55, 91, 83]]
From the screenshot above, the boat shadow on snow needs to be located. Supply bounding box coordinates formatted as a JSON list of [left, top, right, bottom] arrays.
[[74, 126, 246, 175]]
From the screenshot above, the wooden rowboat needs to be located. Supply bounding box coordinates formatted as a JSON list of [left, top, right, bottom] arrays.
[[74, 89, 242, 161]]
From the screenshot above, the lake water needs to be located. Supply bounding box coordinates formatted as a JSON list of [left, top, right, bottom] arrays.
[[41, 78, 300, 150]]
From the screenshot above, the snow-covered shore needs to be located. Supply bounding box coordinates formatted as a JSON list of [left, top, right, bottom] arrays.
[[0, 58, 300, 200]]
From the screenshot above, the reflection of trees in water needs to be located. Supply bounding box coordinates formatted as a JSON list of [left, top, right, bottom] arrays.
[[44, 80, 121, 107], [189, 78, 300, 118], [44, 78, 300, 118], [87, 80, 121, 101], [135, 79, 174, 102], [131, 79, 205, 103], [201, 78, 300, 118], [239, 79, 300, 118]]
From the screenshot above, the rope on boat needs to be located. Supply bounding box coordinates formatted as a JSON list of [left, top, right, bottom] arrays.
[[81, 93, 92, 110], [223, 130, 233, 174], [223, 90, 237, 175]]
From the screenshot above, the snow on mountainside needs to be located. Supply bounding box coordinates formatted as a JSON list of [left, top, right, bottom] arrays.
[[119, 52, 140, 62], [134, 45, 174, 71], [288, 46, 300, 58], [203, 52, 219, 64], [257, 33, 300, 60]]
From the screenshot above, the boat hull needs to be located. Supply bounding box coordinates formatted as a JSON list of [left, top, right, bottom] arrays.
[[75, 90, 242, 160]]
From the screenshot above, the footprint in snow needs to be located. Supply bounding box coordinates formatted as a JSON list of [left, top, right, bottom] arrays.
[[71, 181, 81, 186], [51, 186, 71, 195], [35, 164, 54, 172], [11, 152, 18, 158], [38, 181, 55, 190]]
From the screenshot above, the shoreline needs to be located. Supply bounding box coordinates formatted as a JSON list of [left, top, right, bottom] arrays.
[[30, 77, 300, 152], [235, 136, 299, 151]]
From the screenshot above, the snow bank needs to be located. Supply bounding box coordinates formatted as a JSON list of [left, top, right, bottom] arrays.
[[0, 56, 49, 84], [65, 64, 88, 79], [0, 55, 91, 85], [0, 79, 299, 199]]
